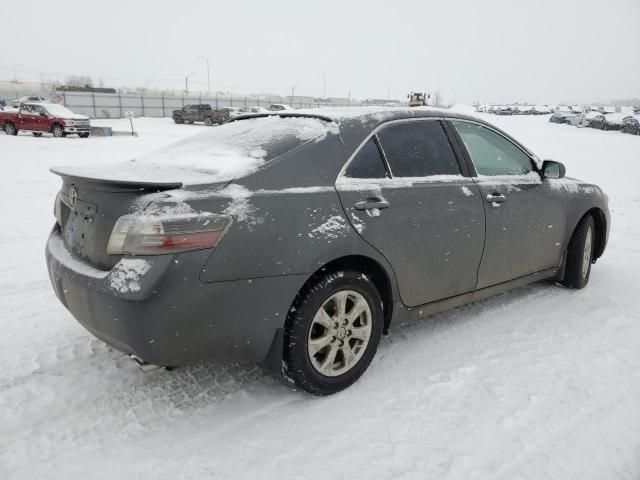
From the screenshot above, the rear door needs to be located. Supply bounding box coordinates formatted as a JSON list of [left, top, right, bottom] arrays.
[[337, 119, 486, 307], [449, 120, 567, 288], [17, 105, 37, 130]]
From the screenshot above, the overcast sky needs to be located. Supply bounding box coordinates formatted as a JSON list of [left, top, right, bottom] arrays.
[[3, 0, 639, 104]]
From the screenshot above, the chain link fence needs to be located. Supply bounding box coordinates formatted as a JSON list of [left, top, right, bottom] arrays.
[[0, 87, 360, 118]]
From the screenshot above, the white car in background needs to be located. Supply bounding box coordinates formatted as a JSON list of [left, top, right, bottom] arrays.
[[11, 96, 47, 108], [220, 107, 245, 118], [248, 106, 269, 113], [268, 103, 294, 111]]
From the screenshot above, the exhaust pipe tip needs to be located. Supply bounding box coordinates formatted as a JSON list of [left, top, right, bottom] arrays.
[[130, 355, 162, 373]]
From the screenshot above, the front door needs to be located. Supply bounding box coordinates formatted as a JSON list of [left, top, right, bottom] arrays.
[[337, 119, 486, 307], [449, 120, 567, 288]]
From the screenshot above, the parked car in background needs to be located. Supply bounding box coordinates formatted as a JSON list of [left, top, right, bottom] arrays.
[[587, 114, 608, 130], [0, 96, 6, 110], [0, 102, 90, 137], [549, 111, 574, 124], [620, 115, 640, 135], [248, 106, 269, 114], [533, 105, 552, 115], [45, 108, 609, 395], [11, 96, 47, 108], [268, 103, 294, 111], [172, 104, 226, 125], [220, 107, 245, 118], [495, 106, 513, 115], [569, 111, 601, 127], [600, 113, 627, 131]]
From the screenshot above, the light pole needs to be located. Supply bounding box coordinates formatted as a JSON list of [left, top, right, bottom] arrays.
[[291, 81, 302, 106], [316, 73, 326, 99], [185, 71, 196, 95], [197, 56, 211, 93]]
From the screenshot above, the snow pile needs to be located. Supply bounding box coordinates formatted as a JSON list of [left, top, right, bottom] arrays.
[[108, 259, 151, 294]]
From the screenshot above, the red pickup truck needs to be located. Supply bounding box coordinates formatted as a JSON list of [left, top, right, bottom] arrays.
[[0, 102, 91, 138]]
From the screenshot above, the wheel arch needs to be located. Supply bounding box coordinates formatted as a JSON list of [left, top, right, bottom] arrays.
[[50, 122, 64, 133], [586, 207, 607, 260], [294, 255, 396, 333]]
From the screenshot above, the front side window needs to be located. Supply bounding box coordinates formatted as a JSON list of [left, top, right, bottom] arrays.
[[451, 121, 533, 176], [376, 121, 461, 177], [344, 138, 388, 178]]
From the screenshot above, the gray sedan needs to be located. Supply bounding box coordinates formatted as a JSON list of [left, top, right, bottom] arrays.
[[46, 108, 610, 395]]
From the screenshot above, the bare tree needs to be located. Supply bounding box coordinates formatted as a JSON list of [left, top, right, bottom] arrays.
[[64, 75, 94, 87]]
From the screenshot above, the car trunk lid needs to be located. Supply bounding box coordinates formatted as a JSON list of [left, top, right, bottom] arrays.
[[51, 165, 229, 270]]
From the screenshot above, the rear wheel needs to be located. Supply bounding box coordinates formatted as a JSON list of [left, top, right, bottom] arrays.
[[204, 117, 213, 126], [283, 270, 383, 395], [79, 132, 90, 138], [52, 124, 65, 137], [561, 215, 595, 289], [4, 122, 17, 135]]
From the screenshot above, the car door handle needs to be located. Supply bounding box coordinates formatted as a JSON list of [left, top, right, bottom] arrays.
[[354, 199, 390, 211], [486, 193, 506, 203]]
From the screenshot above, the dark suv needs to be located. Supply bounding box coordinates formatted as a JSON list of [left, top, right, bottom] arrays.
[[172, 104, 227, 125], [46, 108, 610, 395]]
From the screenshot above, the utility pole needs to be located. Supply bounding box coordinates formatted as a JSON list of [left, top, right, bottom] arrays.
[[317, 73, 326, 99], [197, 56, 211, 93]]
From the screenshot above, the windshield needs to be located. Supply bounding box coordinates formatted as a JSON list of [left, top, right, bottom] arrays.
[[131, 115, 338, 181], [43, 104, 76, 117]]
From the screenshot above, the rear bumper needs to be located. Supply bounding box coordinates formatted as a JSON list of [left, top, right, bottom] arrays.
[[45, 230, 307, 366]]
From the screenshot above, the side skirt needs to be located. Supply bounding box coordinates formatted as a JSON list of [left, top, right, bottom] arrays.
[[391, 267, 560, 325]]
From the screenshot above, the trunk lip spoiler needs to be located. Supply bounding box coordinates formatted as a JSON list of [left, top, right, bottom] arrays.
[[50, 166, 184, 190]]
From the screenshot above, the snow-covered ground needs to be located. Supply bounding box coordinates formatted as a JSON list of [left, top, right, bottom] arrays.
[[1, 116, 639, 479]]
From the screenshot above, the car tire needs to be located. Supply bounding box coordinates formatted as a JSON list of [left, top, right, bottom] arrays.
[[204, 117, 213, 126], [52, 124, 65, 137], [4, 122, 17, 136], [32, 132, 43, 137], [173, 116, 183, 124], [79, 133, 90, 138], [283, 269, 384, 395], [561, 214, 595, 289]]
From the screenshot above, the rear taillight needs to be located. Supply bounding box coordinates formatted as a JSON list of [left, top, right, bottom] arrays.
[[106, 213, 230, 255]]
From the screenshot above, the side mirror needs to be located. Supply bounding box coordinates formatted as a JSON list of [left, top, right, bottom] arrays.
[[541, 160, 566, 179]]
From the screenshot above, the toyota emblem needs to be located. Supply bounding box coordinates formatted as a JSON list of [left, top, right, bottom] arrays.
[[68, 187, 78, 208]]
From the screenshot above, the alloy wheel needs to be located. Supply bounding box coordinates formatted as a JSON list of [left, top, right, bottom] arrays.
[[307, 290, 372, 377]]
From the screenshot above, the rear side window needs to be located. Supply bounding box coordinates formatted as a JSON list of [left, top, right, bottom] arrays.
[[344, 138, 388, 178], [377, 121, 460, 177], [451, 121, 533, 176]]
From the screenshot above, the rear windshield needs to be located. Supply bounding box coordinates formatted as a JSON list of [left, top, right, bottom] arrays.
[[131, 115, 338, 181]]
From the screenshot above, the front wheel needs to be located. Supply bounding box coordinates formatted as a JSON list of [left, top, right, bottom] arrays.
[[52, 124, 65, 137], [173, 116, 183, 124], [561, 215, 595, 289], [283, 270, 384, 395]]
